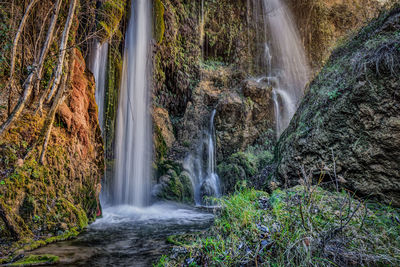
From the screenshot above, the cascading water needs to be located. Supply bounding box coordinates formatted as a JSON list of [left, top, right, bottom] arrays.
[[112, 0, 152, 207], [88, 40, 108, 131], [256, 0, 309, 137], [203, 110, 221, 199], [184, 110, 221, 205]]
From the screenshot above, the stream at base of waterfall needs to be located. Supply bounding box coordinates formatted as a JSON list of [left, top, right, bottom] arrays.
[[28, 203, 214, 266]]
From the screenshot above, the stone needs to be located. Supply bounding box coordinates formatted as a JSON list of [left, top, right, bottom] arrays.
[[276, 10, 400, 206], [16, 159, 24, 167]]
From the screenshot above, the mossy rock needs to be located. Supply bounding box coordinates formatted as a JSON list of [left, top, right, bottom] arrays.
[[154, 161, 194, 204], [217, 163, 246, 194], [276, 6, 400, 207], [217, 146, 274, 194], [154, 0, 165, 44], [97, 0, 126, 42], [10, 254, 59, 266]]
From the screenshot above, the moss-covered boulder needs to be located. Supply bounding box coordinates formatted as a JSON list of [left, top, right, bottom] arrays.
[[217, 142, 274, 194], [276, 7, 400, 206], [153, 160, 194, 204]]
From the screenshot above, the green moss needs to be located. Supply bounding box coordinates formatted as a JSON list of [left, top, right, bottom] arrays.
[[154, 125, 167, 161], [97, 0, 126, 42], [104, 45, 122, 160], [10, 254, 59, 266], [58, 199, 88, 230], [154, 0, 165, 44], [217, 143, 274, 194], [18, 227, 79, 253], [155, 160, 194, 203]]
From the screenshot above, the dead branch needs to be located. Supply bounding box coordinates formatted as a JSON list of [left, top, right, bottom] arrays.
[[47, 0, 78, 102], [39, 73, 68, 164], [8, 0, 39, 87], [33, 0, 63, 104], [0, 0, 62, 136], [39, 46, 76, 165]]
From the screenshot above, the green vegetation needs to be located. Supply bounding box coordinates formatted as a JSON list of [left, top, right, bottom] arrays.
[[97, 0, 126, 42], [154, 0, 165, 44], [10, 254, 59, 266], [158, 186, 400, 266], [200, 60, 227, 71], [154, 160, 194, 204], [217, 142, 274, 194]]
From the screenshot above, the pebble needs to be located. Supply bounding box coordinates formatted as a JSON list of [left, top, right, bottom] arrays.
[[256, 223, 269, 233], [258, 197, 271, 210]]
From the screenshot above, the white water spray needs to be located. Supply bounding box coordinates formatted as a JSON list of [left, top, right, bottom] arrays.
[[89, 40, 108, 131], [112, 0, 152, 207], [258, 0, 310, 137], [184, 110, 221, 205]]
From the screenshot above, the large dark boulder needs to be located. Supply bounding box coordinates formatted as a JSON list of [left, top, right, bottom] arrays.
[[276, 8, 400, 206]]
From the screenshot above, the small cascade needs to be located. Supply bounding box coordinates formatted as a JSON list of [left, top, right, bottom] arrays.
[[185, 110, 221, 205], [254, 0, 310, 137], [203, 110, 221, 199], [112, 0, 152, 207], [88, 40, 108, 131]]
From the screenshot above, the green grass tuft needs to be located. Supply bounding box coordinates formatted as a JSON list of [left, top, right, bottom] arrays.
[[10, 254, 59, 266], [158, 186, 400, 266]]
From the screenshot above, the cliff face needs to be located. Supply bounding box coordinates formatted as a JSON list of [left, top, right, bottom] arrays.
[[151, 0, 390, 201], [276, 7, 400, 206], [0, 0, 108, 253], [0, 49, 103, 247], [289, 0, 382, 68]]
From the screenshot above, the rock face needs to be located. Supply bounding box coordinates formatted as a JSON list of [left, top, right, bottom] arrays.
[[150, 0, 391, 203], [289, 0, 382, 68], [215, 77, 274, 159], [0, 49, 103, 241], [178, 67, 274, 160], [276, 8, 400, 206]]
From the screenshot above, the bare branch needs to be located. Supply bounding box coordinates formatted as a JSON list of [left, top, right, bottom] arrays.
[[8, 0, 39, 85], [47, 0, 78, 102], [0, 0, 62, 136]]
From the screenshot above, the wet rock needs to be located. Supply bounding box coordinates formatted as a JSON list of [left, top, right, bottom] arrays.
[[153, 107, 175, 150], [258, 197, 271, 210], [200, 179, 217, 200], [256, 224, 269, 233], [152, 161, 194, 204]]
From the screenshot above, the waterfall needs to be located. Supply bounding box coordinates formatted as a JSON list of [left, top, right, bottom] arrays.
[[204, 110, 220, 199], [184, 110, 221, 205], [88, 40, 108, 131], [258, 0, 309, 137], [112, 0, 152, 207]]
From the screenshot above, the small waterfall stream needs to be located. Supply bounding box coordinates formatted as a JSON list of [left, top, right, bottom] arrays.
[[185, 110, 221, 205], [203, 110, 221, 199], [88, 40, 108, 131], [257, 0, 310, 137], [112, 0, 152, 207]]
